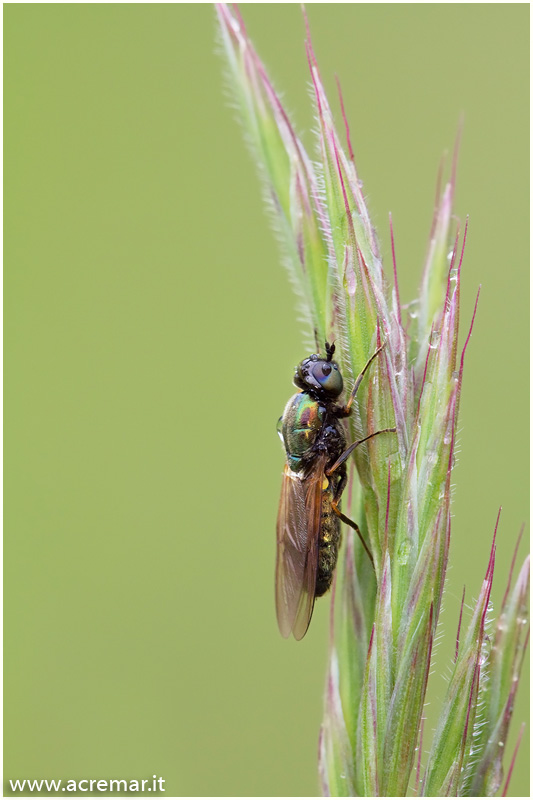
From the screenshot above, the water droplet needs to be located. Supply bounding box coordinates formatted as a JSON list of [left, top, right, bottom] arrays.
[[451, 370, 460, 384], [449, 268, 458, 283], [429, 331, 440, 349]]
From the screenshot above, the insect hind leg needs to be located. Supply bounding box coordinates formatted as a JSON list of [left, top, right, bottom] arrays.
[[331, 502, 375, 569], [328, 461, 375, 569], [325, 428, 395, 571]]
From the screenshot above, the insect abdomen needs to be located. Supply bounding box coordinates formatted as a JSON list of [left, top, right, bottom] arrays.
[[315, 485, 341, 597]]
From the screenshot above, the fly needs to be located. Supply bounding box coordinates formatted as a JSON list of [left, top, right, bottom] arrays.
[[275, 340, 395, 639]]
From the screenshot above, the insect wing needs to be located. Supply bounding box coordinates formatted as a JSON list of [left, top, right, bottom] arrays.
[[275, 457, 325, 639]]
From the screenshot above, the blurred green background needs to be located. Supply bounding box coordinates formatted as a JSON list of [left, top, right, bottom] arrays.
[[4, 4, 528, 797]]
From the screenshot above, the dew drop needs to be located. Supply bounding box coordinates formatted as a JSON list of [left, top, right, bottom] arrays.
[[429, 331, 440, 349], [449, 267, 459, 283], [405, 300, 419, 321], [443, 423, 453, 445]]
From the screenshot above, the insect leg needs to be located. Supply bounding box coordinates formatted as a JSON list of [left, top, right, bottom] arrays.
[[332, 505, 374, 569], [326, 427, 396, 568], [326, 427, 396, 477], [340, 342, 386, 416], [328, 462, 374, 568]]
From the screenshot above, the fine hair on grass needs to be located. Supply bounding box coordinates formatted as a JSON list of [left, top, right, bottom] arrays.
[[217, 5, 529, 796]]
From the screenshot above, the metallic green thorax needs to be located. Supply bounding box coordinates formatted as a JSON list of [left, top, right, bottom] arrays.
[[278, 393, 325, 472]]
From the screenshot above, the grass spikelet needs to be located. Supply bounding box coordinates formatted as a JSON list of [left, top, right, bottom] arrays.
[[217, 6, 529, 795]]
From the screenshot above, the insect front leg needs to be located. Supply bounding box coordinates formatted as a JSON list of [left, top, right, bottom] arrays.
[[337, 342, 386, 417]]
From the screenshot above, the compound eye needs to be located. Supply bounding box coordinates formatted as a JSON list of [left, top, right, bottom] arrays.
[[310, 360, 343, 396]]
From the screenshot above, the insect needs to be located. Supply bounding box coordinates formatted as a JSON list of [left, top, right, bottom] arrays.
[[275, 340, 395, 639]]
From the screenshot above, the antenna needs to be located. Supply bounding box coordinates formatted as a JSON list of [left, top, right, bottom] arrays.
[[325, 341, 336, 362]]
